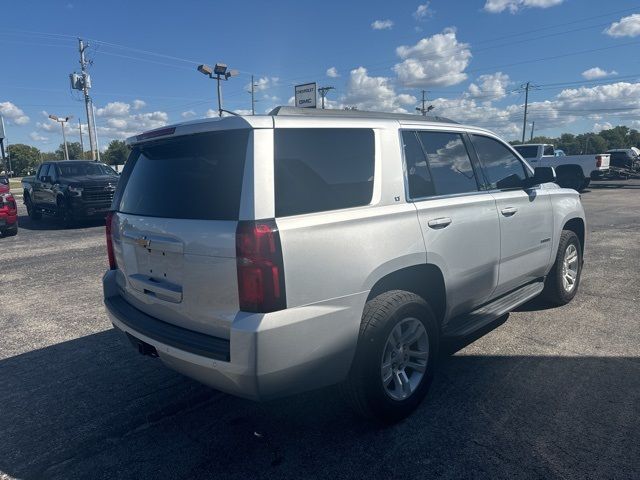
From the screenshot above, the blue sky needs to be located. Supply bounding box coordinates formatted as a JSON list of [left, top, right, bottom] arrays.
[[2, 0, 640, 150]]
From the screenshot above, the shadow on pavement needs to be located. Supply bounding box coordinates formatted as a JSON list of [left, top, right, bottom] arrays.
[[16, 214, 105, 231], [1, 327, 638, 480]]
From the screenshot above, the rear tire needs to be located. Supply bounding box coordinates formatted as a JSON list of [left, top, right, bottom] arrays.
[[3, 226, 18, 237], [25, 194, 41, 220], [542, 230, 582, 306], [343, 290, 438, 422]]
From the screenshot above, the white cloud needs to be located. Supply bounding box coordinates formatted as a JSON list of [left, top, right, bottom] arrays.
[[341, 67, 416, 113], [394, 28, 471, 87], [371, 19, 394, 30], [467, 72, 511, 101], [604, 14, 640, 38], [581, 67, 618, 80], [593, 122, 613, 133], [248, 76, 279, 92], [0, 101, 30, 125], [132, 99, 146, 110], [29, 131, 48, 142], [96, 101, 130, 117], [413, 3, 433, 20], [205, 109, 217, 118], [484, 0, 564, 14], [181, 110, 197, 118], [326, 67, 339, 78]]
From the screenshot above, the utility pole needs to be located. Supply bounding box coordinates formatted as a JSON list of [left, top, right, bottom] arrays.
[[530, 121, 535, 142], [318, 86, 335, 109], [521, 81, 530, 143], [78, 39, 97, 160], [248, 75, 259, 115], [78, 119, 85, 156], [416, 90, 434, 116]]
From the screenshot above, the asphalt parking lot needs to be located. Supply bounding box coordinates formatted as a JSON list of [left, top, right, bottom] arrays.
[[1, 179, 639, 480]]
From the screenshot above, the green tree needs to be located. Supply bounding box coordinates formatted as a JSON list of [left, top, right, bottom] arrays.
[[55, 142, 83, 160], [102, 140, 130, 166], [7, 144, 41, 176]]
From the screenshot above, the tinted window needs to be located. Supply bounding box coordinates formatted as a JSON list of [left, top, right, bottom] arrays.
[[417, 131, 478, 196], [0, 176, 8, 186], [274, 128, 374, 216], [513, 145, 538, 158], [58, 163, 116, 177], [402, 131, 434, 198], [118, 130, 249, 220], [38, 164, 50, 181], [543, 145, 555, 156], [472, 135, 527, 189]]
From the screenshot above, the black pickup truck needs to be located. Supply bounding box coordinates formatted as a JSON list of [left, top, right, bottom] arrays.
[[22, 161, 119, 226]]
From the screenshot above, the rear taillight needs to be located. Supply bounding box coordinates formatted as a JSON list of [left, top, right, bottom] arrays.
[[596, 155, 602, 168], [105, 211, 116, 270], [236, 219, 286, 313], [0, 194, 16, 210]]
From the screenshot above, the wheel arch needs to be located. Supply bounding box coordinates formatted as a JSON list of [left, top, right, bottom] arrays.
[[366, 263, 447, 327], [563, 217, 585, 252]]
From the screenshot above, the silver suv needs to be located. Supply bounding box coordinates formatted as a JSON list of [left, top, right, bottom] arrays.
[[103, 107, 585, 421]]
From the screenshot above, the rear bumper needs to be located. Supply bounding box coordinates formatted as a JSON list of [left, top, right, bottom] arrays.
[[0, 211, 17, 228], [103, 270, 366, 400]]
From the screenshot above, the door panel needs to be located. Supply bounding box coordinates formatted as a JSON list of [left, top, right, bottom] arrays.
[[414, 193, 500, 319], [491, 188, 553, 296]]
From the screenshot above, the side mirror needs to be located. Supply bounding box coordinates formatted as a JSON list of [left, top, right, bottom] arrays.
[[533, 166, 556, 184]]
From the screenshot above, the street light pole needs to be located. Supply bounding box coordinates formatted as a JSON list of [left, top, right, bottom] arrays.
[[197, 63, 239, 117], [49, 114, 73, 160]]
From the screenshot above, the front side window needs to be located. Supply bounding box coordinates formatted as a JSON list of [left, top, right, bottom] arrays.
[[513, 145, 538, 159], [274, 128, 374, 217], [38, 164, 50, 181], [471, 135, 527, 190], [416, 131, 478, 196], [543, 145, 555, 156]]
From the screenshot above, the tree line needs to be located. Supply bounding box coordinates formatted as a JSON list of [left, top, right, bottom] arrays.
[[3, 139, 129, 176], [509, 125, 640, 155]]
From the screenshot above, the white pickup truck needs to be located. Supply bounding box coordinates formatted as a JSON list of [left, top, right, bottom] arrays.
[[513, 143, 610, 191]]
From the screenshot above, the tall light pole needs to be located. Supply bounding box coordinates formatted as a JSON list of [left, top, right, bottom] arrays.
[[197, 63, 239, 117], [49, 114, 72, 160]]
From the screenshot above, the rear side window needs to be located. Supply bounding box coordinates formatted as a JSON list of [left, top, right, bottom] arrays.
[[117, 130, 249, 220], [274, 128, 374, 216], [402, 131, 435, 198], [416, 131, 479, 196], [543, 145, 555, 156], [471, 135, 527, 189]]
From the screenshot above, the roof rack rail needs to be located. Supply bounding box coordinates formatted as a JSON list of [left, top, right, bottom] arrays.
[[268, 106, 458, 124]]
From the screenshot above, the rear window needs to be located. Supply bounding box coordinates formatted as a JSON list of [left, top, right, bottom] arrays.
[[117, 130, 249, 220], [274, 128, 374, 217], [513, 145, 538, 158]]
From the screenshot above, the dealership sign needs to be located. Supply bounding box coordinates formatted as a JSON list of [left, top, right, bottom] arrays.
[[295, 83, 317, 108]]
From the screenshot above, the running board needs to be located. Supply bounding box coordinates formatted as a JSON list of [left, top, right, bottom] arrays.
[[443, 280, 544, 338]]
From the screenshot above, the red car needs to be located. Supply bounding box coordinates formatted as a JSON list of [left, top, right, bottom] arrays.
[[0, 178, 18, 237]]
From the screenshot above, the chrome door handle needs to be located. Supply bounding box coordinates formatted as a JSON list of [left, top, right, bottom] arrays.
[[501, 207, 518, 216], [427, 217, 452, 229]]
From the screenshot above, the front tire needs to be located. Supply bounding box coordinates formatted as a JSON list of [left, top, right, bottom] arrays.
[[343, 290, 438, 422], [25, 194, 41, 220], [542, 230, 582, 306], [58, 198, 75, 228]]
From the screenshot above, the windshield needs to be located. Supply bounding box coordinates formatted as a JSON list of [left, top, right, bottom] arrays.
[[513, 145, 538, 158], [58, 163, 117, 177]]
